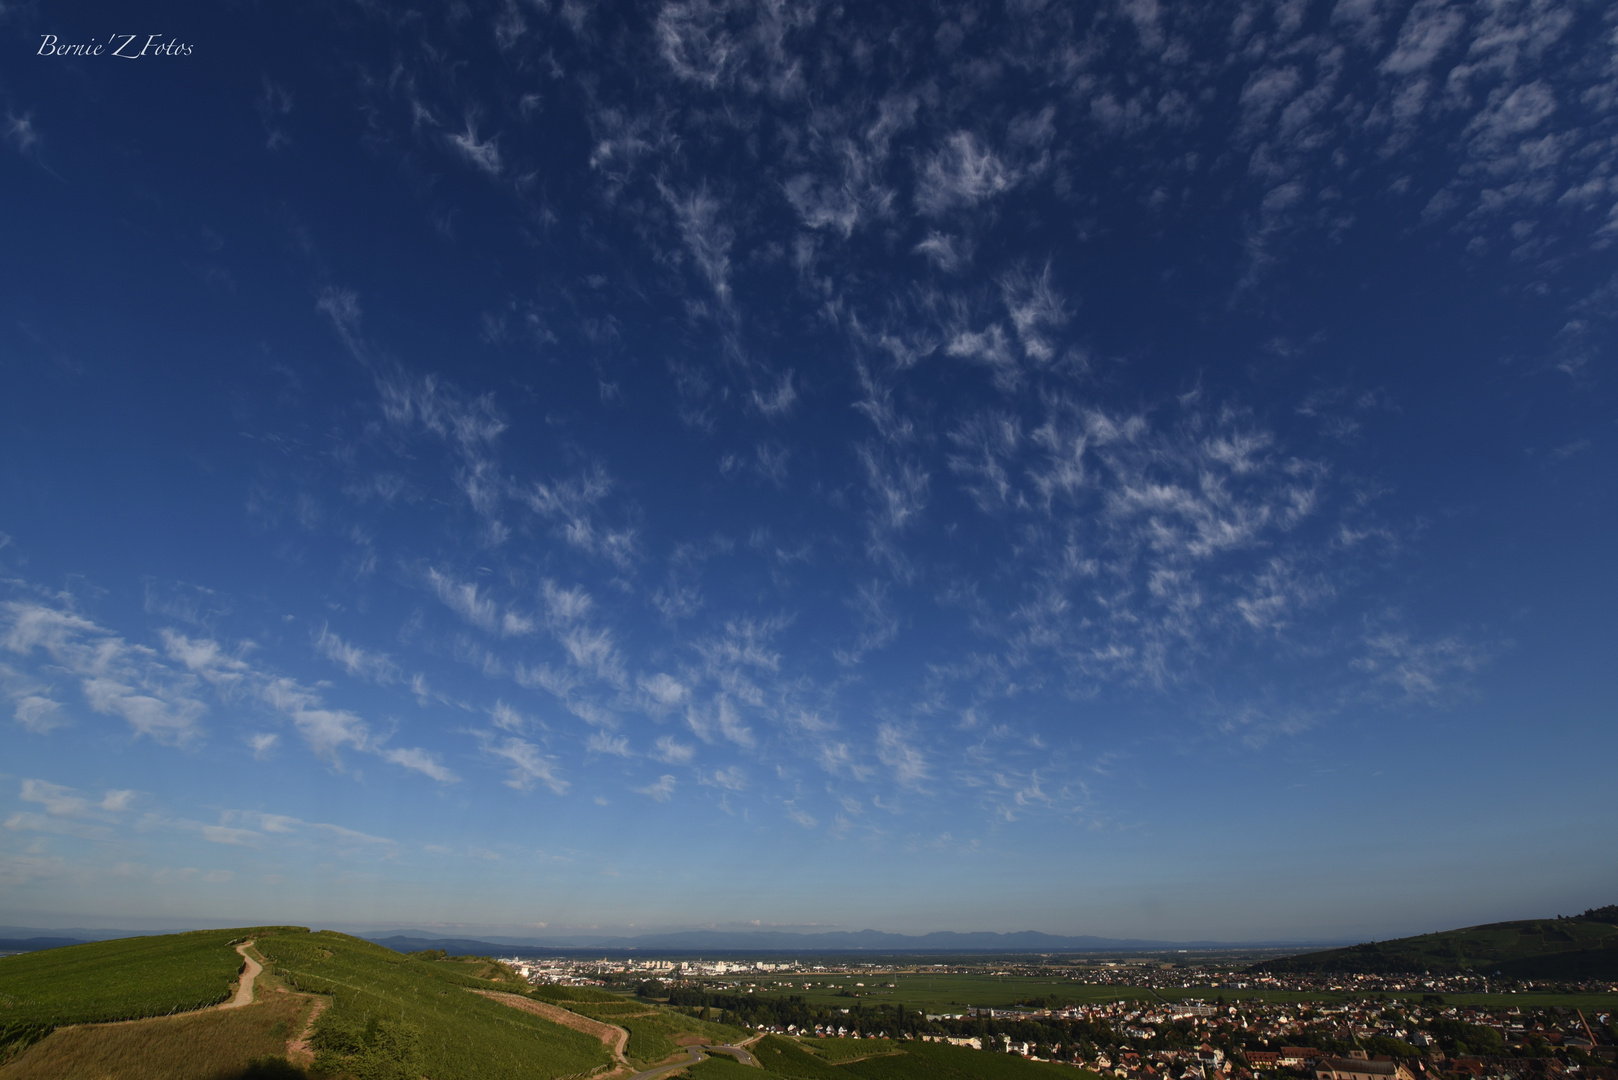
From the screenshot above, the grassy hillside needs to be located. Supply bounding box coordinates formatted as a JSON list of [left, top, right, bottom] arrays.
[[1251, 906, 1618, 977], [0, 983, 309, 1080], [254, 929, 613, 1080], [0, 926, 299, 1060], [547, 990, 748, 1064]]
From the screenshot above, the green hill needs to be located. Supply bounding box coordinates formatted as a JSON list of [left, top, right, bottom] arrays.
[[252, 928, 614, 1079], [0, 926, 620, 1079], [1250, 905, 1618, 977], [0, 925, 299, 1059]]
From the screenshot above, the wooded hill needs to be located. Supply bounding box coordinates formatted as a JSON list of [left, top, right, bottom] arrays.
[[1249, 906, 1618, 978]]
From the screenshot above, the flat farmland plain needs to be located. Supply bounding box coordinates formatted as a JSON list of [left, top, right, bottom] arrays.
[[700, 973, 1618, 1013]]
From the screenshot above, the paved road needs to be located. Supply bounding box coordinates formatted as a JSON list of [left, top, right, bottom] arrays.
[[622, 1040, 759, 1080], [702, 1044, 759, 1067], [222, 942, 261, 1009], [625, 1045, 707, 1080]]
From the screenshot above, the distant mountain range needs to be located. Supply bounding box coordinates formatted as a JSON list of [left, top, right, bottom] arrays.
[[1248, 905, 1618, 978], [358, 928, 1343, 955], [0, 937, 94, 953], [0, 924, 1356, 957], [0, 926, 185, 953]]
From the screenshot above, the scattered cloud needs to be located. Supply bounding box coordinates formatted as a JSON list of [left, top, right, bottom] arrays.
[[636, 774, 676, 802]]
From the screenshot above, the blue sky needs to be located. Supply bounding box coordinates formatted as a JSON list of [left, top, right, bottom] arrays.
[[1, 0, 1614, 942]]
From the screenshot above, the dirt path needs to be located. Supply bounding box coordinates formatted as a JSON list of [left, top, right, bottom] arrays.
[[220, 942, 262, 1010], [285, 995, 329, 1067], [472, 991, 630, 1061]]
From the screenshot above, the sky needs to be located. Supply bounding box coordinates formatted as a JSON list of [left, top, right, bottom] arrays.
[[0, 0, 1615, 944]]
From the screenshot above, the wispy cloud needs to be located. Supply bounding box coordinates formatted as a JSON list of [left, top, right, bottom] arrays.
[[636, 774, 676, 802], [480, 733, 569, 794], [2, 601, 206, 744]]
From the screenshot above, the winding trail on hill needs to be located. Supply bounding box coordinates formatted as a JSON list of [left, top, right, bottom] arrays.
[[221, 942, 261, 1010], [472, 991, 630, 1061]]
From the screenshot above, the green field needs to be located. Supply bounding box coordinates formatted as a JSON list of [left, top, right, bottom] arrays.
[[0, 927, 299, 1060], [728, 974, 1141, 1010], [740, 1034, 1104, 1080], [716, 973, 1618, 1014], [560, 995, 749, 1064], [800, 1036, 903, 1061], [255, 929, 613, 1080]]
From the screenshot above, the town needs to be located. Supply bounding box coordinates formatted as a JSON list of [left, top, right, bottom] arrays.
[[494, 953, 1617, 1080]]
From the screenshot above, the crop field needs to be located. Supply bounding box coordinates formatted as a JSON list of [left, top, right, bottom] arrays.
[[716, 974, 1618, 1013], [0, 927, 298, 1060], [839, 1040, 1099, 1080], [799, 1036, 902, 1061], [691, 1051, 792, 1080], [744, 1034, 1105, 1080], [0, 981, 309, 1080], [720, 974, 1148, 1010], [530, 984, 628, 1004], [421, 957, 528, 986], [255, 929, 612, 1080], [563, 998, 747, 1063]]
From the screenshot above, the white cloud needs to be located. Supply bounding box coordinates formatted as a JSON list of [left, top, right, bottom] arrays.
[[999, 263, 1068, 364], [1381, 0, 1467, 76], [3, 602, 206, 744], [786, 807, 817, 828], [542, 581, 595, 622], [703, 765, 746, 790], [314, 626, 399, 684], [382, 746, 460, 783], [4, 111, 41, 157], [915, 232, 972, 273], [261, 677, 371, 761], [636, 774, 677, 802], [640, 672, 689, 710], [448, 120, 503, 176], [1, 662, 69, 733], [876, 723, 930, 788], [484, 735, 568, 794], [425, 567, 503, 634], [916, 132, 1016, 215], [21, 778, 90, 817], [524, 467, 636, 569], [203, 824, 260, 846], [652, 734, 695, 763], [587, 731, 632, 756], [662, 182, 735, 305], [490, 700, 530, 732], [161, 631, 251, 688]]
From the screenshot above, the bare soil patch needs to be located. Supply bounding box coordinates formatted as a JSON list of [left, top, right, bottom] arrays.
[[220, 942, 262, 1010]]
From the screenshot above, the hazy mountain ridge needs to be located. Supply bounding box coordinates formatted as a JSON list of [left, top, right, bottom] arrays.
[[361, 928, 1347, 955]]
